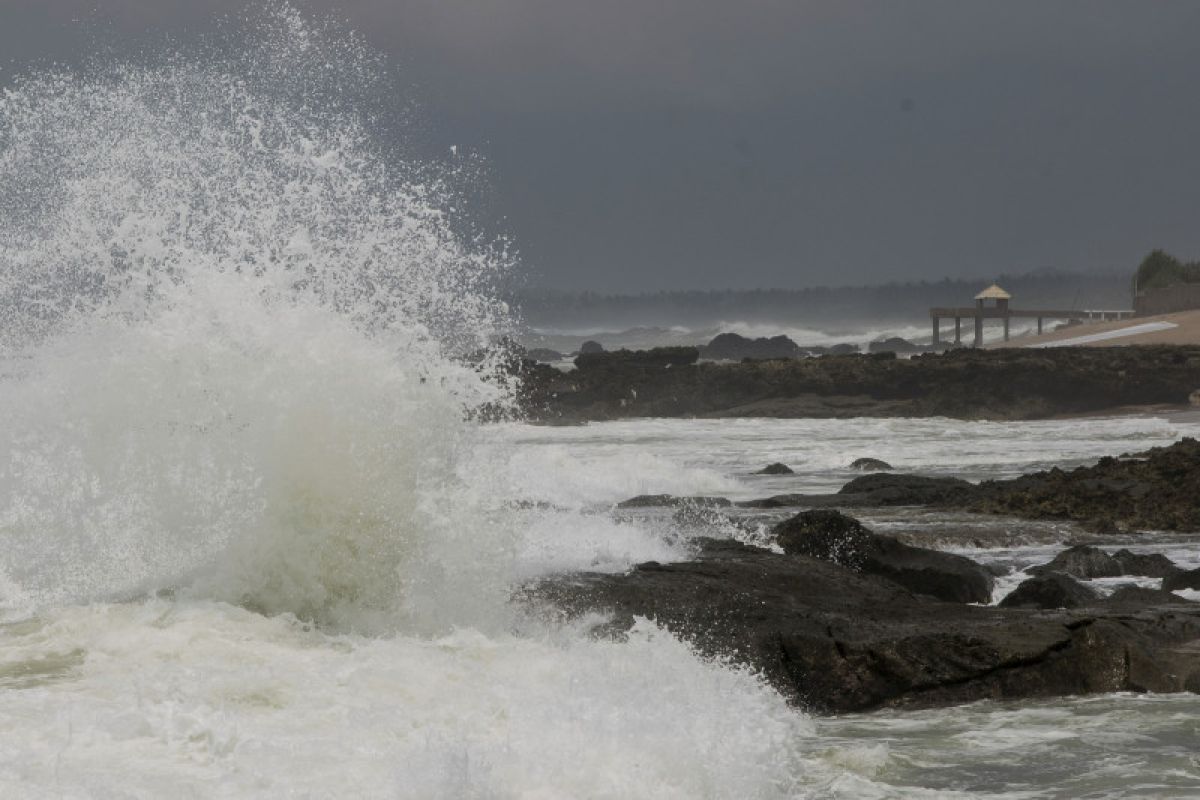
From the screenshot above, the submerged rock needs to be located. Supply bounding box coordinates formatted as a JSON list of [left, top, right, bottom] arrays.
[[1028, 545, 1125, 579], [773, 509, 994, 603], [999, 573, 1100, 609], [756, 462, 794, 475], [531, 538, 1200, 713]]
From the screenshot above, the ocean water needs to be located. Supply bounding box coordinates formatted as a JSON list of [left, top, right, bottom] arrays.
[[1, 5, 1198, 798]]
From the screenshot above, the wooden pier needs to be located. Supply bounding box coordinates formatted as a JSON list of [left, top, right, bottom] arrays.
[[930, 285, 1134, 347]]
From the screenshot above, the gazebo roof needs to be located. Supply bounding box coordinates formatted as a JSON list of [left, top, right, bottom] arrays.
[[975, 283, 1012, 301]]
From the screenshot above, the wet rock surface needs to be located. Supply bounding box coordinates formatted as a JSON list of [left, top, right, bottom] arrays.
[[1028, 545, 1181, 579], [700, 332, 801, 361], [532, 538, 1200, 714], [518, 345, 1200, 422], [850, 457, 893, 471], [773, 510, 994, 604], [729, 438, 1200, 533], [999, 573, 1100, 609], [755, 462, 794, 475]]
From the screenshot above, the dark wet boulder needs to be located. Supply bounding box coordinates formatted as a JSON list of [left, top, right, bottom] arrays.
[[1029, 545, 1181, 580], [578, 340, 605, 355], [772, 509, 994, 604], [701, 332, 800, 361], [531, 538, 1200, 713], [616, 494, 732, 509], [999, 573, 1100, 609], [1164, 568, 1200, 593], [837, 473, 975, 505], [850, 457, 893, 471], [1112, 549, 1181, 579], [756, 462, 794, 475], [1028, 545, 1124, 579], [1106, 585, 1194, 606]]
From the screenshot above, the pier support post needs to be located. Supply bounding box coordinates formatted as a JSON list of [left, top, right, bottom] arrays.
[[932, 316, 940, 346], [974, 314, 983, 347], [954, 317, 961, 344], [1003, 314, 1010, 342], [1037, 317, 1043, 335]]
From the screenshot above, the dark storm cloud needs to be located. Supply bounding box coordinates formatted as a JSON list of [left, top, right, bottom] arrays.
[[4, 1, 1200, 290]]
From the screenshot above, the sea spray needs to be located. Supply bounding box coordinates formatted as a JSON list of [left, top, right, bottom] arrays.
[[0, 6, 819, 796], [0, 4, 516, 628]]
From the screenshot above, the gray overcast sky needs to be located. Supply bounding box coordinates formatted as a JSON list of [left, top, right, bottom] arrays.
[[3, 1, 1200, 291]]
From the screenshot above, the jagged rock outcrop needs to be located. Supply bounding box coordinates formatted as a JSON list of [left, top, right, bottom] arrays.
[[519, 345, 1200, 422], [701, 332, 801, 361], [756, 462, 794, 475], [772, 509, 994, 604], [1028, 545, 1181, 579], [531, 538, 1200, 713], [732, 439, 1200, 533]]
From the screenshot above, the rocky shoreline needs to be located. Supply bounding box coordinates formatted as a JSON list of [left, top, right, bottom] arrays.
[[528, 438, 1200, 714], [515, 345, 1200, 421]]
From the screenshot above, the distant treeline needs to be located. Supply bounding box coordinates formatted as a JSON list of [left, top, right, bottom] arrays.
[[1135, 250, 1200, 291], [512, 271, 1133, 330]]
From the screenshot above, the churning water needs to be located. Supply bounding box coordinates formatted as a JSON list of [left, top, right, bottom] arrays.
[[0, 5, 1197, 798]]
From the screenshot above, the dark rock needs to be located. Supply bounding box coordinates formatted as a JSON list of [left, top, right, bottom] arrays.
[[964, 439, 1200, 532], [1106, 585, 1194, 606], [616, 494, 732, 509], [578, 340, 605, 355], [837, 473, 975, 505], [1112, 549, 1181, 579], [999, 573, 1100, 609], [1164, 568, 1200, 593], [1028, 545, 1124, 579], [530, 538, 1200, 713], [756, 462, 794, 475], [850, 457, 893, 471], [701, 332, 800, 361], [522, 345, 1200, 424], [773, 509, 994, 603]]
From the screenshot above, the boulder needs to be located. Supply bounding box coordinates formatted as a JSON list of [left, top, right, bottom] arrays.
[[1029, 545, 1181, 580], [1106, 585, 1193, 606], [1164, 568, 1200, 593], [756, 462, 794, 475], [850, 457, 893, 471], [530, 538, 1200, 713], [1112, 549, 1181, 579], [578, 340, 605, 355], [999, 573, 1100, 609], [1028, 545, 1124, 579], [701, 332, 800, 361], [772, 509, 994, 604], [837, 473, 975, 505]]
